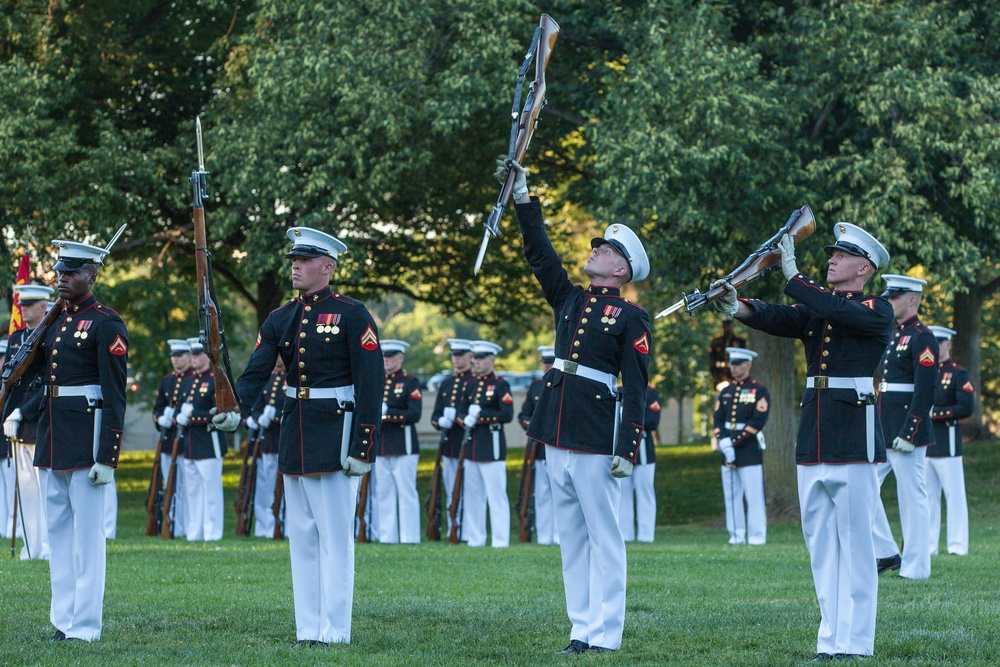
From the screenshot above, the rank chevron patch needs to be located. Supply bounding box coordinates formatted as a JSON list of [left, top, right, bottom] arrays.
[[360, 325, 379, 351], [109, 335, 128, 356], [633, 333, 650, 355], [962, 381, 974, 393], [918, 346, 936, 367]]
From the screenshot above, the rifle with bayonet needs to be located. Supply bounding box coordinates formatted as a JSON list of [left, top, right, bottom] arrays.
[[425, 430, 447, 541], [190, 118, 239, 415], [516, 441, 538, 543], [160, 423, 187, 539], [0, 299, 65, 416], [144, 426, 170, 536], [475, 13, 560, 275], [655, 205, 817, 319], [447, 426, 472, 544], [234, 425, 261, 536]]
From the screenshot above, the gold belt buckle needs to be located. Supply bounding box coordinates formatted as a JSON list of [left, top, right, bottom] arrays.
[[877, 381, 888, 392], [814, 376, 829, 390], [562, 360, 579, 375], [50, 385, 60, 398], [297, 386, 310, 400]]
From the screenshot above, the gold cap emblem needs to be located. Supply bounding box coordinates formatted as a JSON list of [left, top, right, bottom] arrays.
[[612, 225, 619, 234], [838, 224, 846, 234], [293, 229, 302, 236]]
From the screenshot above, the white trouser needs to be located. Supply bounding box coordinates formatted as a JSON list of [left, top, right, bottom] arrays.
[[721, 464, 766, 545], [284, 473, 360, 643], [926, 456, 968, 556], [462, 460, 510, 548], [619, 463, 656, 543], [374, 454, 420, 544], [181, 457, 224, 541], [253, 453, 280, 538], [42, 468, 107, 641], [161, 453, 186, 537], [873, 447, 930, 579], [442, 455, 459, 536], [798, 463, 878, 657], [547, 445, 626, 650], [533, 459, 559, 545], [0, 456, 13, 537], [15, 444, 49, 559], [104, 477, 117, 540]]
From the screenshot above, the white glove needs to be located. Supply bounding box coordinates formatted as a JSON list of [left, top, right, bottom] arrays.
[[382, 401, 389, 416], [156, 414, 173, 429], [258, 404, 276, 428], [211, 409, 241, 433], [494, 156, 528, 200], [710, 279, 739, 317], [443, 407, 457, 421], [176, 402, 194, 426], [892, 437, 915, 453], [463, 413, 478, 429], [779, 233, 798, 280], [468, 405, 482, 418], [719, 437, 736, 465], [163, 406, 176, 421], [246, 416, 259, 430], [88, 462, 114, 486], [343, 456, 372, 477], [610, 455, 634, 478], [3, 408, 22, 438], [437, 416, 454, 430]]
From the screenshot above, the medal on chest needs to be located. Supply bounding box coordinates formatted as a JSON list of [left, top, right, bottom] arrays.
[[317, 313, 341, 335], [941, 372, 952, 388], [739, 388, 757, 404], [74, 320, 93, 339], [895, 335, 911, 352], [486, 384, 496, 400], [601, 305, 621, 325], [394, 381, 404, 396], [199, 381, 210, 396]]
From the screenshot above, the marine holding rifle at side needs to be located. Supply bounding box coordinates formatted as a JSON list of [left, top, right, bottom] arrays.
[[214, 226, 384, 647], [503, 158, 651, 655], [246, 356, 286, 538], [151, 338, 195, 538]]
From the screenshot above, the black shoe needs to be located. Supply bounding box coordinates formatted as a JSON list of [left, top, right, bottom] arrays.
[[812, 653, 834, 661], [310, 641, 329, 647], [876, 554, 901, 574], [588, 646, 617, 653], [834, 654, 863, 661], [292, 640, 310, 649], [50, 630, 66, 642], [557, 640, 589, 655]]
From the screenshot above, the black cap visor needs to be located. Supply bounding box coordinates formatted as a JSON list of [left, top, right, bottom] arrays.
[[824, 241, 876, 268], [54, 257, 98, 272], [590, 238, 634, 281], [285, 244, 333, 259]]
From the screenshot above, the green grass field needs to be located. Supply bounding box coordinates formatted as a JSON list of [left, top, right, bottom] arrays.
[[1, 442, 998, 666]]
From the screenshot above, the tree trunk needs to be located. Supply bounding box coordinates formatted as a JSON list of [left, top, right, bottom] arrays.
[[952, 278, 997, 440], [746, 329, 800, 517], [255, 274, 285, 328]]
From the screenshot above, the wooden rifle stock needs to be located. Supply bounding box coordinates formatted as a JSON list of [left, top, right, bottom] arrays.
[[160, 424, 186, 539], [475, 14, 560, 274], [517, 441, 538, 543], [190, 118, 239, 414], [272, 472, 284, 540], [235, 429, 261, 537], [655, 205, 817, 318], [447, 428, 471, 544], [355, 471, 371, 543], [425, 431, 446, 541], [0, 299, 65, 413], [144, 428, 169, 536]]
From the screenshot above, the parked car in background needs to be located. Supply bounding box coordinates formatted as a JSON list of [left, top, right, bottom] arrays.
[[425, 370, 543, 392]]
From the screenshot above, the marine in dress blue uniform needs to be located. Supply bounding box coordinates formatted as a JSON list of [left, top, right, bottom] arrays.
[[176, 338, 225, 542], [871, 275, 937, 580], [720, 222, 893, 659], [2, 284, 54, 558], [619, 382, 660, 543], [152, 338, 194, 538], [247, 359, 286, 538], [456, 340, 513, 548], [713, 348, 769, 545], [505, 159, 651, 654], [20, 239, 128, 642], [374, 340, 422, 544], [517, 345, 557, 545], [430, 338, 475, 536], [220, 226, 384, 646], [925, 326, 973, 557]]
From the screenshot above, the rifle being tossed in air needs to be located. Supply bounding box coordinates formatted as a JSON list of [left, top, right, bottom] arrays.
[[475, 13, 560, 275]]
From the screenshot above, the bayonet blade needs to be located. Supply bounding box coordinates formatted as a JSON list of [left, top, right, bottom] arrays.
[[196, 117, 205, 172], [104, 224, 128, 254], [473, 229, 492, 276], [654, 299, 687, 319]]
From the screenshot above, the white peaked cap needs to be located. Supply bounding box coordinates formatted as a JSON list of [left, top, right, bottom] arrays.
[[537, 345, 556, 359], [881, 274, 927, 297], [186, 336, 205, 353], [52, 240, 110, 271], [381, 339, 410, 354], [286, 227, 348, 260], [12, 284, 55, 301], [471, 340, 503, 356], [726, 347, 758, 363], [167, 338, 192, 354], [824, 222, 890, 269], [591, 223, 649, 283], [928, 326, 956, 341], [447, 338, 473, 352]]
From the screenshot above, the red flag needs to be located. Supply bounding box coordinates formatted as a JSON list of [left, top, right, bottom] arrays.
[[9, 253, 30, 335]]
